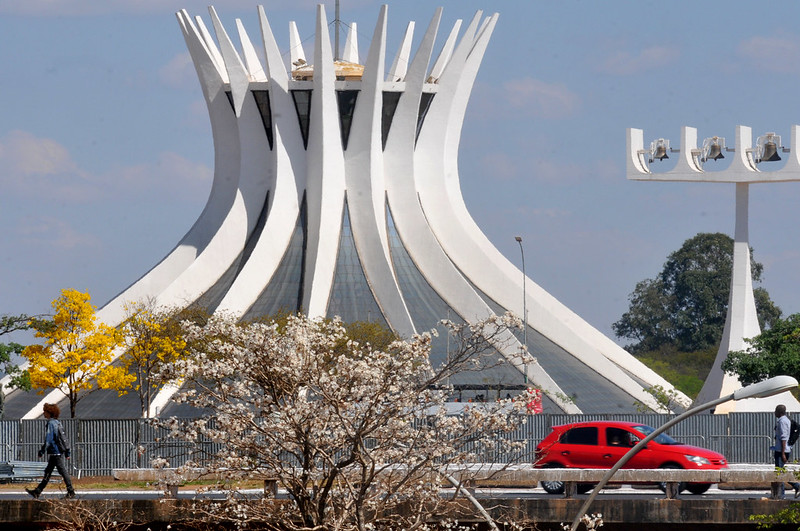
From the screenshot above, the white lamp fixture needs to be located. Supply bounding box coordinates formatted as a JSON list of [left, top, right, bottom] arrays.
[[732, 374, 797, 400]]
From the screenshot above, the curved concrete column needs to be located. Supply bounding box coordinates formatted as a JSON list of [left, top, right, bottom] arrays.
[[152, 7, 270, 308], [214, 6, 305, 316], [344, 6, 415, 337], [302, 5, 347, 318]]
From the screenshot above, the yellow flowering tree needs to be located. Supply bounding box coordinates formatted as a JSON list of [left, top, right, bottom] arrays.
[[119, 301, 193, 417], [23, 289, 128, 418]]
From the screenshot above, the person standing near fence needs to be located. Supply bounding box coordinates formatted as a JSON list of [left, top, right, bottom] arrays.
[[25, 403, 76, 499], [773, 404, 800, 498]]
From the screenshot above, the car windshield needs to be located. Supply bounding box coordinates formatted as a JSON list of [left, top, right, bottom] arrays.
[[631, 424, 680, 445]]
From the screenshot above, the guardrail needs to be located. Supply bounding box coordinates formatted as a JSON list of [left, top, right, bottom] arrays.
[[111, 464, 800, 501], [112, 467, 279, 498], [462, 465, 800, 500], [0, 460, 45, 483]]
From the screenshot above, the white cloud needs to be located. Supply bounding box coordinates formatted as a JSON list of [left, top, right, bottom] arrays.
[[529, 158, 588, 185], [111, 151, 213, 201], [523, 156, 620, 187], [530, 207, 570, 219], [596, 46, 677, 75], [737, 36, 800, 73], [502, 78, 580, 119], [0, 130, 211, 203], [15, 216, 101, 250], [0, 130, 96, 201], [0, 1, 285, 16], [159, 52, 198, 90], [0, 130, 80, 177]]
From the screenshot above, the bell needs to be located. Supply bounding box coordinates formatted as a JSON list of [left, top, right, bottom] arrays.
[[706, 143, 724, 161], [761, 141, 781, 162], [653, 145, 669, 161]]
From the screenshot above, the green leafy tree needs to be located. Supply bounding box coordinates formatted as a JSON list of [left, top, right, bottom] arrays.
[[1, 314, 34, 336], [614, 232, 781, 353], [722, 314, 800, 386], [634, 345, 716, 398], [0, 314, 49, 418]]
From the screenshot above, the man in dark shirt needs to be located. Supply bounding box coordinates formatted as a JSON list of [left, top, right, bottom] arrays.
[[773, 404, 800, 498], [25, 403, 75, 499]]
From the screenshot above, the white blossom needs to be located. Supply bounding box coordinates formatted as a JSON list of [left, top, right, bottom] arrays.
[[150, 312, 536, 530]]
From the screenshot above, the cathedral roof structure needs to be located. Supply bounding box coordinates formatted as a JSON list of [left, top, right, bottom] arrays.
[[3, 4, 691, 419]]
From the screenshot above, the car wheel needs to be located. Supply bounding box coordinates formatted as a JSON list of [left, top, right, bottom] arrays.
[[540, 463, 565, 494], [656, 463, 686, 493], [684, 483, 711, 495]]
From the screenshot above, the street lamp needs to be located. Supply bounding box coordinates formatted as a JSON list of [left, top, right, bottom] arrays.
[[514, 236, 527, 383], [569, 375, 799, 531]]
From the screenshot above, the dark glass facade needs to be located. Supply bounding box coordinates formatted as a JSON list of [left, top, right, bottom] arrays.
[[242, 198, 307, 319], [326, 200, 388, 327], [336, 90, 359, 150], [386, 206, 528, 392], [251, 90, 274, 149], [468, 282, 642, 413], [290, 90, 312, 149], [381, 91, 402, 149], [416, 92, 435, 143]]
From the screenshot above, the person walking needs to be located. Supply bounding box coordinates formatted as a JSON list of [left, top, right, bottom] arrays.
[[25, 403, 76, 499], [773, 404, 800, 498]]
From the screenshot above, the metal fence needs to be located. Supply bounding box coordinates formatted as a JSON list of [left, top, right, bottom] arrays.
[[0, 412, 782, 477]]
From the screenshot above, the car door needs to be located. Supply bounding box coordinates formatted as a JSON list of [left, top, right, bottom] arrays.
[[557, 426, 600, 468], [601, 426, 659, 469]]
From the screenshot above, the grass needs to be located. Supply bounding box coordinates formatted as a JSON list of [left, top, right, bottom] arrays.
[[0, 476, 145, 491], [0, 476, 266, 491], [635, 346, 717, 399]]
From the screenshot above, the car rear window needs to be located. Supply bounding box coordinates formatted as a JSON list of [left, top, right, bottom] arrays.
[[560, 426, 598, 445]]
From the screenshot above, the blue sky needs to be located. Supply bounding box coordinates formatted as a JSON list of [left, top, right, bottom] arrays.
[[2, 0, 800, 348]]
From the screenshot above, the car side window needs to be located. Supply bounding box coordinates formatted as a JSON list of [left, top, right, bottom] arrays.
[[560, 426, 598, 445], [606, 427, 633, 447]]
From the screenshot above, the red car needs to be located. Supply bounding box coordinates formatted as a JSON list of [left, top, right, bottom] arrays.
[[534, 420, 728, 495]]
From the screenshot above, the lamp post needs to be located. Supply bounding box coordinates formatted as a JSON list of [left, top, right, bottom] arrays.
[[515, 236, 527, 383], [569, 375, 799, 531]]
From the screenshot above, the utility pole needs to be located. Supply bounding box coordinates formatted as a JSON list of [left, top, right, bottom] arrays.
[[334, 0, 341, 60]]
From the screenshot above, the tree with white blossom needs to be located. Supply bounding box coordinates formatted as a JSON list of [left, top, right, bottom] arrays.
[[151, 312, 538, 531]]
